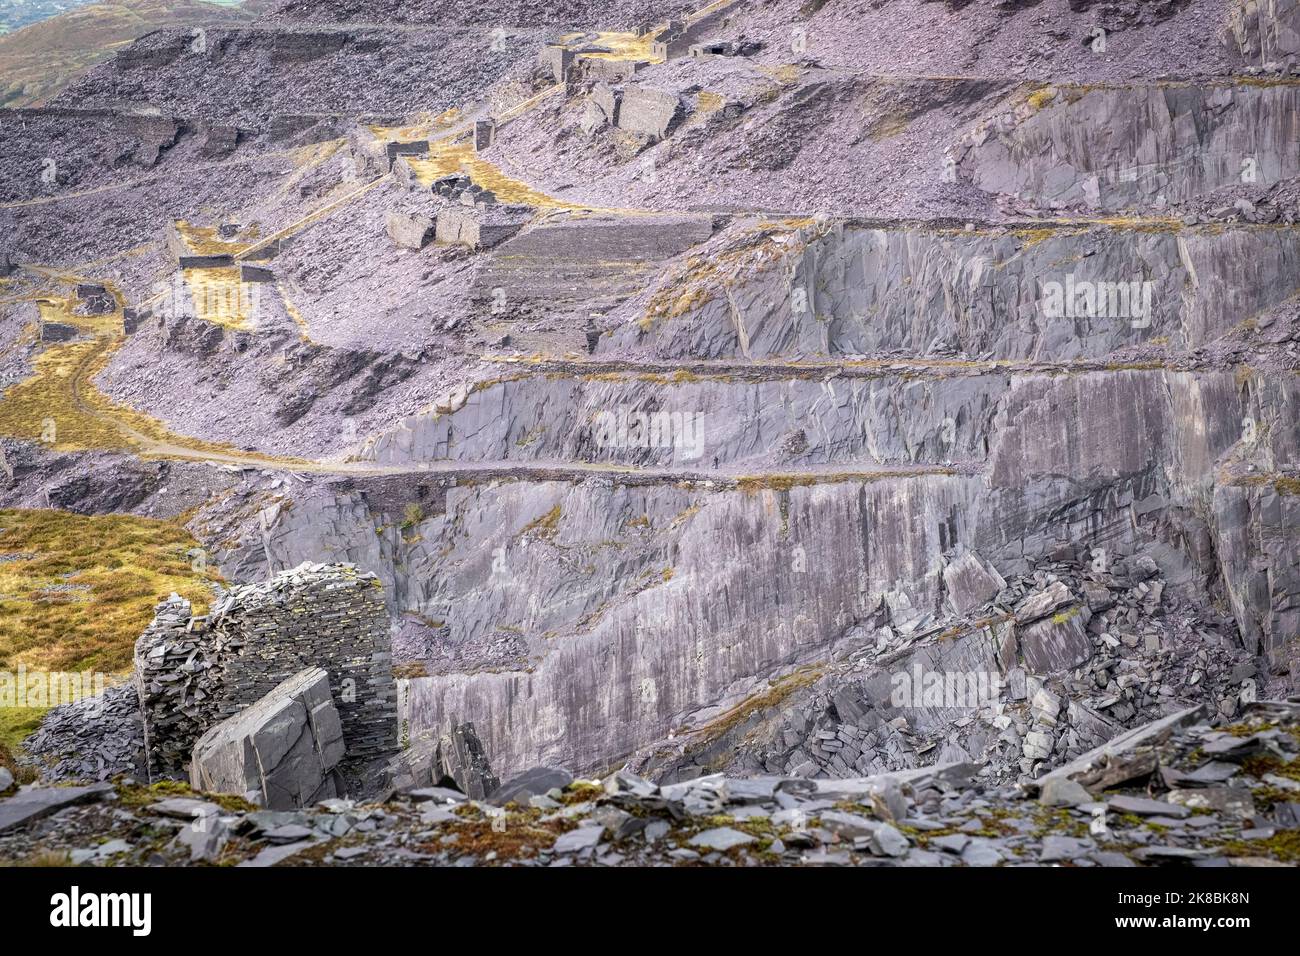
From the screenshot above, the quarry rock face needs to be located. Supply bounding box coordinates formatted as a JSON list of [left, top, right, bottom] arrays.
[[960, 82, 1300, 211], [611, 221, 1300, 360], [191, 667, 346, 810], [1228, 0, 1300, 61]]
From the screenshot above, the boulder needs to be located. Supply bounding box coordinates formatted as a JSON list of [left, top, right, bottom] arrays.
[[1038, 776, 1093, 808], [386, 210, 436, 250], [1018, 604, 1093, 673], [1032, 704, 1205, 794], [190, 667, 345, 810], [385, 722, 500, 798], [942, 550, 1006, 615], [617, 84, 684, 140], [1015, 581, 1074, 623], [490, 766, 574, 806], [433, 722, 500, 800]]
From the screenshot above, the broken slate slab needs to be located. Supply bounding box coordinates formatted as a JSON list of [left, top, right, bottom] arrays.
[[1199, 731, 1280, 760], [1182, 761, 1241, 785], [689, 827, 755, 851], [490, 766, 574, 806], [819, 810, 880, 839], [1018, 604, 1093, 673], [406, 786, 468, 804], [1165, 787, 1254, 818], [1038, 776, 1093, 808], [236, 836, 322, 868], [960, 839, 1003, 866], [1032, 704, 1204, 794], [173, 816, 230, 863], [0, 783, 114, 834], [1014, 581, 1074, 623], [1089, 851, 1137, 867], [929, 833, 970, 854], [870, 822, 910, 857], [553, 824, 604, 853], [149, 797, 221, 820], [943, 551, 1006, 615], [1106, 795, 1191, 818], [722, 777, 785, 804], [262, 823, 316, 844], [1132, 846, 1217, 863], [1039, 834, 1094, 862]]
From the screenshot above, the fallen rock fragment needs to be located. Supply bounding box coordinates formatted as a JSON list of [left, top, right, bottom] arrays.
[[190, 667, 345, 810]]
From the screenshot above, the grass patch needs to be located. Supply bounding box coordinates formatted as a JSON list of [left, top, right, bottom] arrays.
[[1025, 86, 1058, 111], [433, 813, 574, 863], [559, 781, 605, 806], [0, 508, 220, 674], [520, 504, 562, 540], [675, 666, 823, 762], [735, 469, 955, 492], [0, 706, 45, 756]]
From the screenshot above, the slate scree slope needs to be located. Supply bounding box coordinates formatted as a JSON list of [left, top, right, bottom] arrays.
[[0, 0, 1298, 867]]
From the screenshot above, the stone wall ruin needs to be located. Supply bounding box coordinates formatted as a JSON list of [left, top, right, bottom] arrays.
[[133, 562, 398, 782]]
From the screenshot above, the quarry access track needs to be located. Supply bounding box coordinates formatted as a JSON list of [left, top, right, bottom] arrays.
[[480, 354, 1248, 381], [62, 332, 976, 486]]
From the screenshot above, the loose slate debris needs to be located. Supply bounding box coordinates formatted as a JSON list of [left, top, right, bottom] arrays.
[[1, 701, 1296, 866]]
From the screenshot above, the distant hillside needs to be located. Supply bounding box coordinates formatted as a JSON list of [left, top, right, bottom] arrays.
[[0, 2, 98, 37], [0, 0, 269, 107]]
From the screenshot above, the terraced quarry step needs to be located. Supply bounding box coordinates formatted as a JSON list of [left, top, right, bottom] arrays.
[[615, 218, 1300, 362], [959, 79, 1300, 210]]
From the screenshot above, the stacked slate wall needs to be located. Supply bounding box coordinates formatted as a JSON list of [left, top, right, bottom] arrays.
[[134, 562, 397, 781]]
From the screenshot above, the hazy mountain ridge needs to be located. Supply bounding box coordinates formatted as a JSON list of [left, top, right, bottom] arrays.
[[0, 0, 269, 106]]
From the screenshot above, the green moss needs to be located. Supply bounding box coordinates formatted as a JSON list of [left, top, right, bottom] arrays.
[[401, 503, 424, 529], [1224, 721, 1277, 737], [116, 779, 257, 814], [1050, 604, 1083, 625], [1025, 87, 1058, 111], [559, 781, 604, 806], [1218, 829, 1300, 863], [675, 667, 823, 760], [1029, 806, 1090, 839], [735, 468, 956, 493]]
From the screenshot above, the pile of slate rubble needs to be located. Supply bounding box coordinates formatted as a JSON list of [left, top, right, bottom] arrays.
[[2, 699, 1296, 867]]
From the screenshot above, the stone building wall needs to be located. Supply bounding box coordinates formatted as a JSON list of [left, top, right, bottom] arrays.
[[134, 562, 397, 781]]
